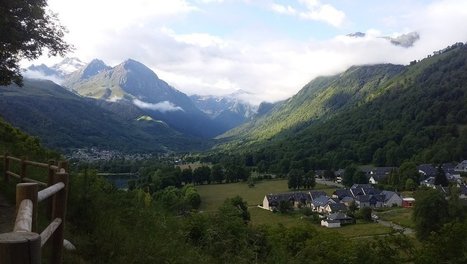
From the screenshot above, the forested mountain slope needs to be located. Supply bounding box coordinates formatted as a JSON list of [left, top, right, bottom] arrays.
[[0, 79, 208, 153], [216, 43, 467, 170]]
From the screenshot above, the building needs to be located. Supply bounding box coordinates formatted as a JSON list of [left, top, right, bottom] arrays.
[[402, 197, 415, 208]]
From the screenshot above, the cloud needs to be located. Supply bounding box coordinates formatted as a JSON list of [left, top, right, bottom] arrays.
[[133, 99, 184, 112], [271, 0, 346, 27], [28, 0, 467, 106], [23, 70, 63, 85], [270, 3, 297, 15]]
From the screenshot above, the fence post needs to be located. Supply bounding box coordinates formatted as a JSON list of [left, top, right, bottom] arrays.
[[16, 183, 38, 233], [47, 160, 56, 220], [57, 161, 69, 173], [0, 232, 41, 264], [51, 172, 69, 264], [4, 153, 9, 183], [20, 157, 27, 182]]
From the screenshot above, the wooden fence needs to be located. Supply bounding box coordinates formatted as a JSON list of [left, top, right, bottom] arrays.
[[0, 154, 70, 264]]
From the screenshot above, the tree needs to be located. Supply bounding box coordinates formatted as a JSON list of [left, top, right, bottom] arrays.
[[1, 0, 71, 86], [405, 178, 417, 191], [278, 200, 292, 213], [352, 171, 368, 184], [288, 169, 303, 190], [221, 196, 250, 222], [343, 165, 357, 187], [303, 171, 316, 189], [356, 207, 372, 222], [180, 168, 193, 184], [434, 165, 448, 186], [211, 164, 225, 184], [413, 189, 448, 240]]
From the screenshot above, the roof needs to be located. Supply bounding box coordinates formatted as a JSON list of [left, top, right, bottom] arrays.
[[418, 164, 437, 178], [403, 197, 415, 202], [309, 190, 327, 200], [455, 160, 467, 172], [380, 190, 400, 202], [328, 203, 348, 212], [312, 195, 331, 207], [341, 196, 354, 203], [351, 184, 373, 189], [266, 192, 311, 205], [328, 212, 352, 221], [334, 189, 353, 199]]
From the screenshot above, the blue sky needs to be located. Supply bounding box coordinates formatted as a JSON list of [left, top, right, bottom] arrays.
[[29, 0, 467, 103]]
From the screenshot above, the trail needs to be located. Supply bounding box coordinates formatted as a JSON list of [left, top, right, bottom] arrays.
[[0, 192, 15, 233]]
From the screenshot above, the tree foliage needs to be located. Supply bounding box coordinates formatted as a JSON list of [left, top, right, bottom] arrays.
[[0, 0, 70, 85]]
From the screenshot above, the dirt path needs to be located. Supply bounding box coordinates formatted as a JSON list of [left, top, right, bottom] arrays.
[[0, 192, 15, 233]]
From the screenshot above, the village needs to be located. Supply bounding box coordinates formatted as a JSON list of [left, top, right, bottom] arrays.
[[260, 160, 467, 228]]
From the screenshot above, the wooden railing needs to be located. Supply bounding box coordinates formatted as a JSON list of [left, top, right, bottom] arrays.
[[0, 154, 70, 264]]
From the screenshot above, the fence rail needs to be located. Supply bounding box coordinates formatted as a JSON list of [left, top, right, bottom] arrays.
[[0, 154, 70, 264]]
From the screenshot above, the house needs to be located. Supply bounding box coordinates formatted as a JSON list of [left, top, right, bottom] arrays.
[[420, 177, 435, 188], [365, 167, 396, 184], [380, 190, 403, 207], [340, 196, 354, 206], [460, 185, 467, 199], [354, 194, 384, 208], [321, 212, 354, 228], [402, 197, 415, 208], [309, 191, 327, 201], [455, 160, 467, 173], [332, 189, 353, 200], [324, 203, 348, 214], [262, 192, 311, 211], [418, 164, 437, 179], [311, 195, 335, 213]]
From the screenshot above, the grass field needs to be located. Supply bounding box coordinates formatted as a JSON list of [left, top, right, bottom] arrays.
[[377, 208, 415, 228], [196, 179, 335, 211]]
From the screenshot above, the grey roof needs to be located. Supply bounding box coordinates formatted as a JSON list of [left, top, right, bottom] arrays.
[[341, 196, 354, 203], [380, 190, 400, 202], [334, 189, 353, 199], [266, 192, 311, 205], [328, 203, 348, 213], [455, 160, 467, 172], [328, 212, 352, 221], [418, 164, 437, 178], [312, 195, 331, 207], [351, 184, 373, 189], [309, 190, 327, 200]]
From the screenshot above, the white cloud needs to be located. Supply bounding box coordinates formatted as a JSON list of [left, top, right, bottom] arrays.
[[133, 99, 184, 112], [270, 3, 297, 15], [271, 0, 346, 27], [23, 70, 63, 85]]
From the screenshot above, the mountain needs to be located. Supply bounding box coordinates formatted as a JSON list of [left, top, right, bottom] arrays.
[[219, 63, 405, 143], [217, 43, 467, 169], [62, 59, 227, 138], [0, 79, 209, 153], [190, 90, 258, 130], [26, 57, 86, 79]]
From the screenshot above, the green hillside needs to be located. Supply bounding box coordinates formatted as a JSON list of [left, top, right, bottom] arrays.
[[0, 118, 58, 161], [216, 43, 467, 169], [218, 64, 405, 144], [0, 79, 209, 153]]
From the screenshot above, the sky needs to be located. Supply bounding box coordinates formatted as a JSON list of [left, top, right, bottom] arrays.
[[28, 0, 467, 104]]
